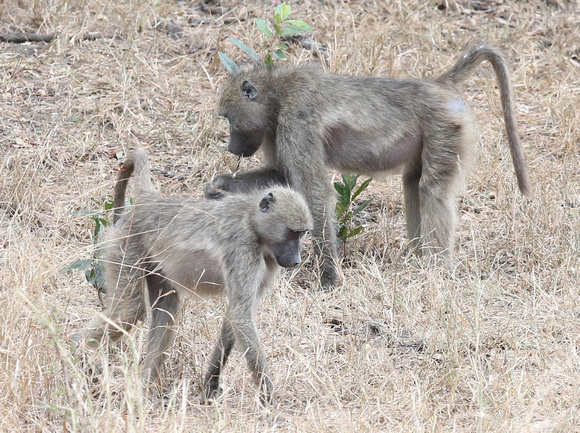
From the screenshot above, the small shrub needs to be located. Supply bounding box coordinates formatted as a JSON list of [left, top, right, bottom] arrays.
[[60, 196, 114, 296], [218, 2, 313, 72], [335, 174, 373, 246]]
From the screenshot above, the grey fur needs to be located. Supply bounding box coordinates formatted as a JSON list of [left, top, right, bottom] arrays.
[[206, 43, 532, 288], [73, 148, 312, 405]]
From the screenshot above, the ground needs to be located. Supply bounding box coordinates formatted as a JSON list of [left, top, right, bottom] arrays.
[[1, 0, 579, 431]]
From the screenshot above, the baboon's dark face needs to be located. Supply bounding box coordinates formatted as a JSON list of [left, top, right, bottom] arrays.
[[228, 125, 265, 157], [256, 190, 310, 268], [270, 230, 307, 268], [218, 77, 277, 158]]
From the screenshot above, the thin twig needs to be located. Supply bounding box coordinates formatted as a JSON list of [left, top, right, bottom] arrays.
[[0, 32, 113, 44]]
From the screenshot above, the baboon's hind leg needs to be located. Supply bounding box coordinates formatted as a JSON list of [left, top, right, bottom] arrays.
[[74, 271, 148, 348], [403, 157, 423, 253], [418, 134, 463, 259], [141, 273, 182, 386]]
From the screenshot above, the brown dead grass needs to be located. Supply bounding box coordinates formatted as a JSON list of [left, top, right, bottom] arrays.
[[1, 0, 579, 431]]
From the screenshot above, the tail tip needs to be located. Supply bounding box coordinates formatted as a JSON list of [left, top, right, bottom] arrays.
[[519, 180, 534, 199]]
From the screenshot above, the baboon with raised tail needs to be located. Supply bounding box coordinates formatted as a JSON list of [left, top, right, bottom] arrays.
[[206, 43, 532, 289], [73, 148, 312, 405]]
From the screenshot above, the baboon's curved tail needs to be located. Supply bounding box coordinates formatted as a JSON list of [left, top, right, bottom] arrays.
[[113, 148, 154, 224], [438, 44, 533, 197]]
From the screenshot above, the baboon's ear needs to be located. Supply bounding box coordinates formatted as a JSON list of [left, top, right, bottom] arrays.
[[241, 80, 258, 100], [259, 193, 275, 212]]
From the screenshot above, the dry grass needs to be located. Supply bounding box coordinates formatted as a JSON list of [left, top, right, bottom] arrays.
[[1, 0, 579, 431]]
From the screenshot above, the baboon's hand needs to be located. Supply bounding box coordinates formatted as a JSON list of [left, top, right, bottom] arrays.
[[204, 174, 234, 200]]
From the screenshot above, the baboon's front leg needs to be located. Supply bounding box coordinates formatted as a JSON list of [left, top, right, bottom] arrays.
[[229, 309, 275, 406], [296, 177, 338, 290], [202, 318, 236, 402], [204, 168, 286, 200]]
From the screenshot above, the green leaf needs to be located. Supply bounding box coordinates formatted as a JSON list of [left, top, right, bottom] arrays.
[[264, 54, 275, 66], [340, 183, 350, 197], [275, 43, 288, 50], [274, 2, 292, 25], [337, 225, 348, 239], [95, 219, 110, 239], [280, 25, 312, 36], [352, 198, 373, 217], [60, 259, 94, 273], [334, 181, 351, 208], [284, 22, 313, 33], [336, 196, 347, 207], [281, 3, 291, 21], [93, 222, 102, 240], [103, 199, 115, 211], [341, 174, 355, 195], [346, 226, 363, 239], [286, 20, 309, 27], [86, 261, 107, 293], [218, 52, 239, 74], [346, 174, 358, 190], [85, 268, 95, 286], [275, 3, 285, 23], [228, 36, 260, 62], [351, 177, 372, 201], [335, 202, 347, 216], [67, 209, 102, 217], [254, 18, 273, 38], [273, 22, 282, 36], [273, 49, 287, 60], [274, 4, 284, 17], [96, 217, 110, 227]]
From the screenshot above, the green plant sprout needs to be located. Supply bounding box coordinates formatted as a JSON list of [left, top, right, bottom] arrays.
[[334, 174, 373, 245], [218, 2, 313, 73], [60, 196, 115, 295]]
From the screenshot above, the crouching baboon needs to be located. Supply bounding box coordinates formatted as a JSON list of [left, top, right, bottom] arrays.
[[73, 148, 312, 405], [205, 43, 533, 289]]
